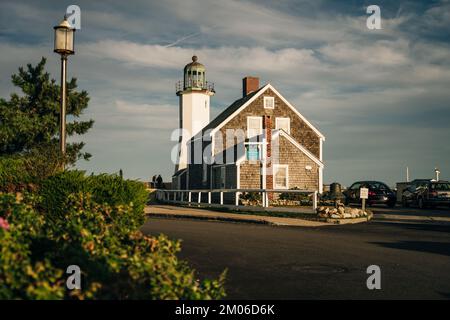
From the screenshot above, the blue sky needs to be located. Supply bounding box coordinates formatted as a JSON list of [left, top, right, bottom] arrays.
[[1, 0, 449, 187]]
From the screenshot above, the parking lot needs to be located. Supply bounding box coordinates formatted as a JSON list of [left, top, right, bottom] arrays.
[[353, 203, 450, 225], [142, 216, 450, 299]]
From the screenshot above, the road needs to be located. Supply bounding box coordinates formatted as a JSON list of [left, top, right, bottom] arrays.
[[141, 216, 450, 299]]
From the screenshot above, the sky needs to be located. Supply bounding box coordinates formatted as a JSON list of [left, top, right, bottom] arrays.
[[0, 0, 449, 187]]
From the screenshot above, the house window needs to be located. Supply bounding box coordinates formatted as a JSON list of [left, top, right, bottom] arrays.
[[202, 163, 207, 183], [247, 116, 262, 139], [276, 117, 290, 134], [273, 164, 288, 189], [220, 166, 226, 188], [264, 96, 275, 109], [245, 144, 261, 161]]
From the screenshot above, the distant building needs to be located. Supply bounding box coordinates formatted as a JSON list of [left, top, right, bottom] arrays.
[[172, 56, 325, 193]]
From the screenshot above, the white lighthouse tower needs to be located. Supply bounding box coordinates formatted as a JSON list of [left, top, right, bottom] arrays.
[[174, 56, 215, 176]]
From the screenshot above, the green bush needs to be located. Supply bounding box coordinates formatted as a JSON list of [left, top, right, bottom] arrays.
[[279, 187, 311, 202], [0, 192, 226, 300], [39, 170, 87, 217], [0, 146, 63, 193], [0, 194, 65, 299], [86, 173, 148, 228], [239, 192, 262, 202], [39, 171, 148, 229], [0, 157, 32, 192]]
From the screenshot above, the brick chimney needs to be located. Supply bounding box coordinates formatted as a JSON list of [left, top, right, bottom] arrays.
[[242, 77, 259, 97], [264, 115, 273, 200]]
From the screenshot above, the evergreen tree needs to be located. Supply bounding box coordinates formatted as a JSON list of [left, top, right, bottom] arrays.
[[0, 57, 93, 166]]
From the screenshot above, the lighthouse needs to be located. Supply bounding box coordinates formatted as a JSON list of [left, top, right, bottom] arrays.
[[174, 56, 215, 174]]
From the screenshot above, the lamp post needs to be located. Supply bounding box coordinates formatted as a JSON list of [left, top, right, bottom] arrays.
[[54, 16, 75, 169]]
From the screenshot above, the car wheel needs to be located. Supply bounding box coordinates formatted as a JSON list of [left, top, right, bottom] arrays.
[[402, 197, 408, 207], [418, 197, 425, 209]]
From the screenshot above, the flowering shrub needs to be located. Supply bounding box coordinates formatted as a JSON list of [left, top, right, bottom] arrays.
[[0, 217, 9, 230], [0, 173, 226, 299], [0, 194, 65, 299]]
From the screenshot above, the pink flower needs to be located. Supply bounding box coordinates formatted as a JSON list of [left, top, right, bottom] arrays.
[[0, 217, 10, 231]]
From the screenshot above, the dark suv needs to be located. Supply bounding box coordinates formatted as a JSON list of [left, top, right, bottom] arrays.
[[402, 180, 450, 209], [344, 181, 396, 207]]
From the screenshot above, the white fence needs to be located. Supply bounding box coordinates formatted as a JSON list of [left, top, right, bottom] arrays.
[[155, 188, 318, 213]]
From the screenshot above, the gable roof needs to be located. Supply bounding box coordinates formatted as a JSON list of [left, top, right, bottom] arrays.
[[206, 83, 325, 140], [200, 86, 265, 134], [273, 129, 324, 168]]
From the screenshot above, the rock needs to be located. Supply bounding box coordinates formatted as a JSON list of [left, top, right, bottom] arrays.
[[330, 214, 341, 219], [343, 213, 352, 219], [338, 206, 345, 215], [329, 208, 338, 215], [350, 208, 359, 215], [318, 206, 325, 212]]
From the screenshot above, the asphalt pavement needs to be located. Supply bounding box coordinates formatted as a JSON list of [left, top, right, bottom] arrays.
[[141, 216, 450, 299]]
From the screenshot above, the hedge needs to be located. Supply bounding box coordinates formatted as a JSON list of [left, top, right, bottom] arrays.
[[0, 190, 226, 299], [39, 171, 148, 229]]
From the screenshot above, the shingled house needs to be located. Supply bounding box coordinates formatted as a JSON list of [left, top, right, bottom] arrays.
[[172, 57, 325, 194]]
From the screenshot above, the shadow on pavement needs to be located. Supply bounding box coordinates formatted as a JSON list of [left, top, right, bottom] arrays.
[[370, 221, 450, 233], [437, 291, 450, 299], [370, 240, 450, 257]]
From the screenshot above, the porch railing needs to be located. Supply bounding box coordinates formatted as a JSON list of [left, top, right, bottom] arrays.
[[154, 188, 318, 212]]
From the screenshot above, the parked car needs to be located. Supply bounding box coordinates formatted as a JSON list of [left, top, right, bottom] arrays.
[[401, 180, 450, 209], [344, 181, 396, 207]]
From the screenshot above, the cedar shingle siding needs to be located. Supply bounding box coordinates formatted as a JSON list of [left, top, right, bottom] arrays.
[[214, 88, 320, 158], [277, 136, 319, 190], [239, 162, 261, 189]]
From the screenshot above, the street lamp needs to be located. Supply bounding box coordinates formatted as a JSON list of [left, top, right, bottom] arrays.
[[54, 15, 75, 168]]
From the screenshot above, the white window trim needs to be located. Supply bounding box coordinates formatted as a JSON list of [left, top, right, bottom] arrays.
[[264, 96, 275, 109], [246, 116, 263, 139], [275, 117, 290, 134], [273, 164, 289, 189], [244, 142, 263, 161]]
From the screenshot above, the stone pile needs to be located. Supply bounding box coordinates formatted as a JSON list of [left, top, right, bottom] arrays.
[[316, 202, 369, 219]]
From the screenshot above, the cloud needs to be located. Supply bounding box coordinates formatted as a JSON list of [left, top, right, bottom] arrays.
[[114, 100, 177, 130]]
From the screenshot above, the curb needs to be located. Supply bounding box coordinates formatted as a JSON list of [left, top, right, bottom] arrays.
[[148, 213, 274, 225], [146, 210, 372, 227]]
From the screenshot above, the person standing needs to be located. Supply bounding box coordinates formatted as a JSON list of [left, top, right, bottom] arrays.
[[156, 175, 163, 189]]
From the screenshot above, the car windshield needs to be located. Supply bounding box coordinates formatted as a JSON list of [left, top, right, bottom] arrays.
[[370, 182, 389, 191], [431, 183, 450, 191]]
